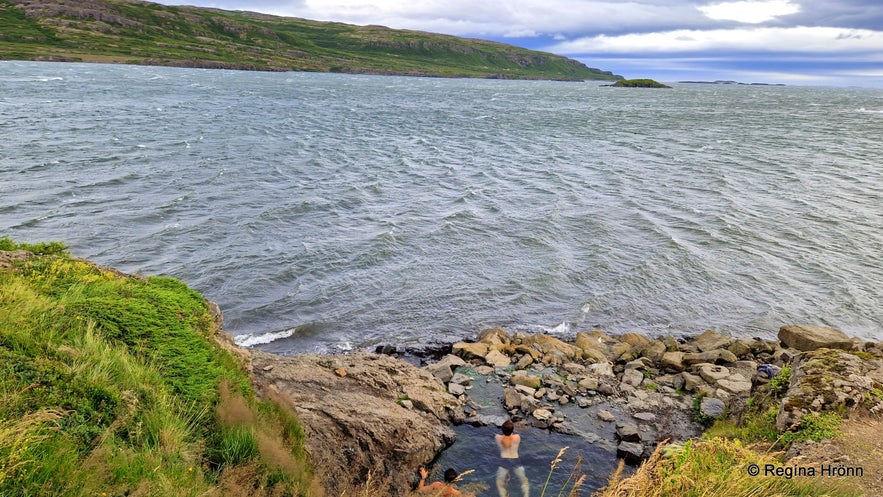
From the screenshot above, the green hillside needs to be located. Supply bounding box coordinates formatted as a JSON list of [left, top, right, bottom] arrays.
[[0, 238, 319, 496], [0, 0, 622, 81]]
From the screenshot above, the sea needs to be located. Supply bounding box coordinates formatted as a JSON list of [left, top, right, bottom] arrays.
[[2, 61, 882, 354]]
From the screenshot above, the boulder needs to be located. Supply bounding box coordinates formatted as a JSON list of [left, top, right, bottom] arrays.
[[641, 340, 667, 362], [511, 373, 542, 389], [521, 334, 582, 360], [616, 422, 642, 443], [503, 388, 523, 411], [778, 325, 853, 352], [697, 364, 730, 384], [681, 372, 706, 393], [692, 330, 733, 352], [453, 341, 489, 359], [449, 372, 473, 386], [485, 349, 512, 368], [683, 349, 738, 366], [699, 397, 726, 418], [250, 351, 458, 496], [617, 441, 645, 465], [621, 332, 651, 347], [424, 354, 468, 383], [597, 410, 616, 422], [533, 408, 554, 422], [717, 378, 753, 396], [777, 348, 883, 430], [660, 351, 686, 372], [575, 331, 615, 363], [622, 369, 645, 388]]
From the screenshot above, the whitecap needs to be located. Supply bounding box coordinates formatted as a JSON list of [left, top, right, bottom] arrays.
[[235, 328, 294, 347]]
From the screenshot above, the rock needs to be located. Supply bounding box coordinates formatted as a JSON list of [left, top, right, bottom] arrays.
[[250, 351, 458, 496], [692, 330, 733, 352], [660, 351, 686, 372], [475, 365, 495, 376], [621, 332, 651, 347], [448, 383, 466, 396], [516, 354, 534, 370], [616, 422, 641, 443], [542, 350, 568, 367], [399, 399, 414, 410], [597, 410, 616, 422], [577, 397, 592, 408], [683, 349, 738, 366], [700, 397, 726, 418], [633, 412, 656, 422], [777, 348, 883, 430], [681, 372, 706, 393], [503, 388, 523, 411], [514, 384, 537, 397], [589, 362, 615, 377], [520, 334, 582, 360], [697, 364, 730, 384], [662, 336, 680, 352], [511, 373, 542, 389], [485, 349, 512, 368], [578, 377, 599, 391], [574, 331, 612, 363], [533, 408, 554, 422], [778, 325, 853, 352], [727, 340, 753, 359], [563, 362, 587, 375], [617, 441, 645, 465], [450, 372, 473, 386], [425, 354, 467, 383], [641, 340, 667, 362], [453, 342, 489, 359], [478, 327, 511, 351], [716, 378, 753, 396], [622, 369, 645, 387]]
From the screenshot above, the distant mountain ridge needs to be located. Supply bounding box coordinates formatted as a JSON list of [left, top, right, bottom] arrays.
[[0, 0, 623, 81]]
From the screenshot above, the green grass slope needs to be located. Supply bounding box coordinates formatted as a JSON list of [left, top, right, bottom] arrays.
[[0, 238, 319, 497], [0, 0, 622, 81]]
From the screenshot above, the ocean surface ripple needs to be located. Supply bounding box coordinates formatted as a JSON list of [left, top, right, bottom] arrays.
[[2, 61, 881, 353]]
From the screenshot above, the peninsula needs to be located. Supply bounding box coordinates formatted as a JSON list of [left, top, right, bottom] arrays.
[[0, 0, 622, 81]]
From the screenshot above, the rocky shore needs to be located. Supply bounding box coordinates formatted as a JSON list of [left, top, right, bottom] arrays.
[[237, 323, 883, 494]]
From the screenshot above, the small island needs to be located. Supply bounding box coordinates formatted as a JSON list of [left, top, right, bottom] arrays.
[[607, 78, 671, 88]]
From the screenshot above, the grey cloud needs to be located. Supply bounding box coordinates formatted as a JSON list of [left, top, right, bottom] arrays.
[[783, 0, 883, 30]]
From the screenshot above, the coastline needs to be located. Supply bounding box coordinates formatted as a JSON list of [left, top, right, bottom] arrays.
[[2, 244, 881, 496]]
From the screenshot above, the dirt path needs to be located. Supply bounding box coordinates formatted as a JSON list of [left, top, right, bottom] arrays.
[[834, 416, 883, 496]]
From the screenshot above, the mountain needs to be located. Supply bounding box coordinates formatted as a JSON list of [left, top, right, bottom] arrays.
[[0, 0, 622, 81]]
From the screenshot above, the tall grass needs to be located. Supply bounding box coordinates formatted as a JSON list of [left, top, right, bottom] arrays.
[[593, 438, 860, 497]]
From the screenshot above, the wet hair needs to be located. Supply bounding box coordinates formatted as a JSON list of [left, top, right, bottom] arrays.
[[444, 468, 458, 483], [501, 419, 515, 436]]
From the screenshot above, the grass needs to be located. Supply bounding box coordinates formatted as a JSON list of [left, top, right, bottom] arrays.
[[0, 238, 317, 496], [593, 438, 860, 497], [593, 364, 860, 497], [0, 0, 622, 81]]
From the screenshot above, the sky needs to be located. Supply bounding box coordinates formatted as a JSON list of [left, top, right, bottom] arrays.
[[152, 0, 883, 87]]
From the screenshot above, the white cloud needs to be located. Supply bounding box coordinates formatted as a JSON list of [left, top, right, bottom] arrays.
[[698, 0, 801, 24], [549, 26, 883, 54]]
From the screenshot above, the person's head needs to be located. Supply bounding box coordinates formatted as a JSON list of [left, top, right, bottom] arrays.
[[443, 468, 458, 483], [501, 419, 515, 436]]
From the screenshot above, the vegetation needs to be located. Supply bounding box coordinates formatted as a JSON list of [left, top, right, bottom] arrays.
[[0, 0, 622, 81], [594, 438, 859, 497], [593, 366, 861, 497], [608, 78, 671, 88], [0, 238, 318, 496]]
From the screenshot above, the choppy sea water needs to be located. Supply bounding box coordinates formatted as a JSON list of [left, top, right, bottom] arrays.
[[2, 61, 881, 353]]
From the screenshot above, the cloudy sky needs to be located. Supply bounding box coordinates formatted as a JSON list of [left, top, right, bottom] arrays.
[[153, 0, 883, 87]]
